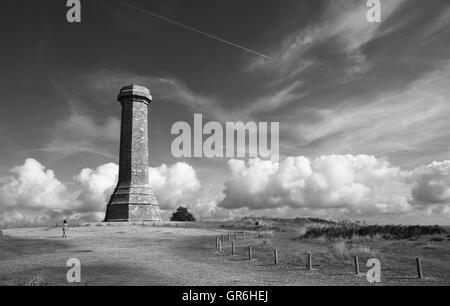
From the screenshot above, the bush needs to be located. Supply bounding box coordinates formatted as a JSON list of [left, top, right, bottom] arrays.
[[170, 207, 196, 222], [301, 222, 445, 240], [430, 236, 445, 242], [328, 241, 350, 258]]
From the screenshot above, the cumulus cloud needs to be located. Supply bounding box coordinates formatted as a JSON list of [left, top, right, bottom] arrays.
[[0, 159, 202, 225], [72, 161, 202, 218], [74, 163, 119, 213], [148, 162, 201, 209], [218, 155, 415, 216], [0, 209, 66, 227], [0, 159, 75, 225], [0, 159, 71, 210], [410, 161, 450, 206], [2, 156, 450, 225]]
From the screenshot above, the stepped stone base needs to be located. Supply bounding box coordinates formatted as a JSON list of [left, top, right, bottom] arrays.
[[104, 186, 161, 222], [104, 204, 161, 222]]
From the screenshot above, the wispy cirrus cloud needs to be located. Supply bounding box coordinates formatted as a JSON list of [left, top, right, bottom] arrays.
[[30, 112, 120, 159], [82, 70, 230, 120], [282, 62, 450, 167], [69, 69, 306, 121], [419, 5, 450, 41], [248, 0, 406, 81], [28, 68, 306, 165]]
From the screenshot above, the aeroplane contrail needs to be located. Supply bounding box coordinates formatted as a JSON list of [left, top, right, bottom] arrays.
[[112, 0, 272, 60]]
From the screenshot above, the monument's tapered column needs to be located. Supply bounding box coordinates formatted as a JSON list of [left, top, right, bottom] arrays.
[[104, 85, 161, 222]]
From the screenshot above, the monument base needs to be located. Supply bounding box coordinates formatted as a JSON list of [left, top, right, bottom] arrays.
[[104, 204, 161, 222], [104, 185, 161, 222]]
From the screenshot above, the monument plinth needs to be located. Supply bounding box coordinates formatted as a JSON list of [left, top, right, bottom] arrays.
[[104, 85, 161, 222]]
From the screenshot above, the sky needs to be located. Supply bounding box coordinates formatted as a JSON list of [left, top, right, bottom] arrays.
[[0, 0, 449, 226]]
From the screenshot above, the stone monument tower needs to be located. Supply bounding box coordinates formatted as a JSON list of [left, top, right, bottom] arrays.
[[104, 85, 161, 222]]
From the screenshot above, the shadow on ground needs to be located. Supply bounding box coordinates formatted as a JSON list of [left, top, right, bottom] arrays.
[[0, 236, 70, 261], [0, 263, 158, 286]]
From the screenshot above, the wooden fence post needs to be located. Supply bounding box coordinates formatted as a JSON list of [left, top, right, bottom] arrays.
[[416, 257, 423, 279], [231, 243, 235, 255], [216, 236, 219, 250], [307, 252, 312, 270], [243, 230, 246, 240], [219, 239, 222, 253], [274, 248, 279, 265], [354, 256, 360, 275], [248, 246, 252, 260]]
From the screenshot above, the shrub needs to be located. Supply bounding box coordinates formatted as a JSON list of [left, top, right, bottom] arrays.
[[170, 207, 196, 222], [328, 241, 350, 258], [351, 245, 373, 255], [301, 222, 445, 240]]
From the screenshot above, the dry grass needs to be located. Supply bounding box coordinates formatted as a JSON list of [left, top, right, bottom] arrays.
[[328, 241, 351, 258], [430, 236, 446, 242], [1, 220, 450, 286], [28, 274, 48, 286]]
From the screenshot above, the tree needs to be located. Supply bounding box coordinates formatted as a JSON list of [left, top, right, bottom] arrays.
[[170, 207, 196, 222]]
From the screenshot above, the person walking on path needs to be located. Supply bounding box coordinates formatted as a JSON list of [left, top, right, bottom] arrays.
[[62, 219, 68, 238]]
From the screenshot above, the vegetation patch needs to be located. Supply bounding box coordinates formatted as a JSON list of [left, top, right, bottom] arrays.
[[301, 220, 446, 240]]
